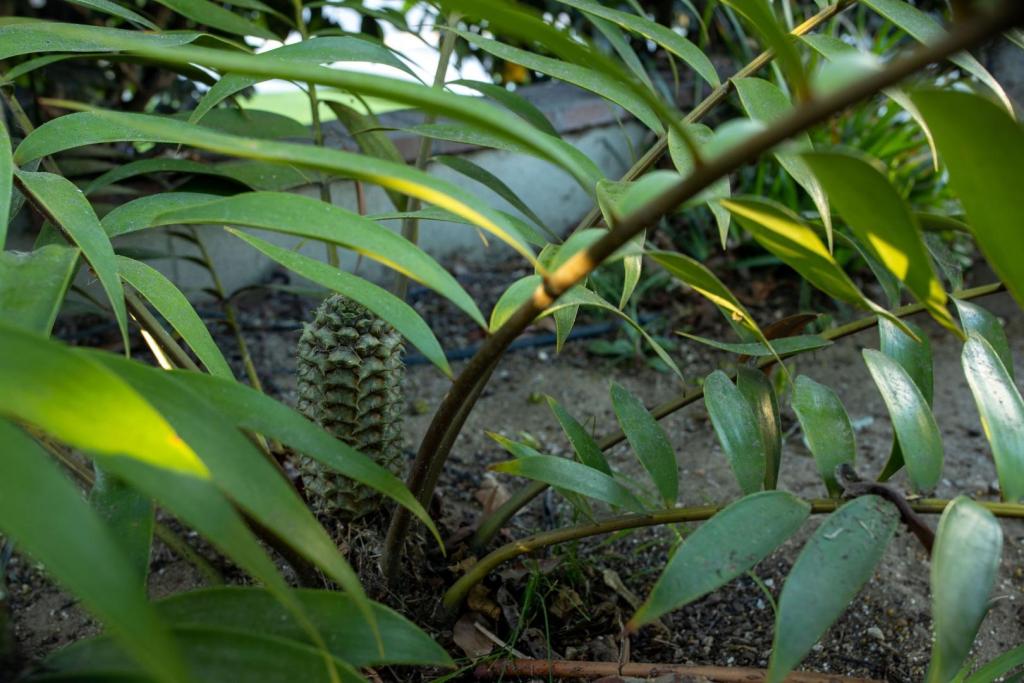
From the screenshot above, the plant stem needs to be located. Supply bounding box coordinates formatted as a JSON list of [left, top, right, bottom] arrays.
[[470, 281, 1005, 549], [446, 496, 1024, 610], [125, 290, 201, 372], [569, 0, 856, 233], [384, 2, 1024, 581], [394, 11, 461, 299]]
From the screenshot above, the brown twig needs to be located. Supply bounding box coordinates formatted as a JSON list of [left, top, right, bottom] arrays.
[[384, 2, 1024, 581], [474, 658, 883, 682]]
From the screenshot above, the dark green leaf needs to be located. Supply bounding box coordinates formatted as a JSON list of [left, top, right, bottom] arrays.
[[0, 23, 202, 61], [0, 420, 185, 683], [63, 0, 159, 29], [323, 100, 408, 212], [229, 229, 451, 377], [928, 497, 1003, 683], [152, 0, 275, 39], [85, 158, 257, 196], [676, 332, 830, 357], [737, 367, 781, 490], [449, 79, 559, 137], [0, 117, 11, 244], [964, 644, 1024, 683], [90, 464, 154, 587], [15, 170, 129, 350], [724, 0, 807, 98], [491, 454, 644, 513], [962, 334, 1024, 502], [912, 90, 1024, 308], [0, 245, 79, 335], [117, 256, 233, 380], [876, 318, 933, 482], [631, 491, 810, 627], [667, 123, 730, 246], [611, 381, 679, 506], [546, 396, 612, 476], [703, 370, 765, 495], [769, 496, 899, 682], [864, 348, 943, 493], [791, 375, 856, 497]]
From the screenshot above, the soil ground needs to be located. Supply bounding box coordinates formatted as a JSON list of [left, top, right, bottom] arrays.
[[4, 255, 1022, 682]]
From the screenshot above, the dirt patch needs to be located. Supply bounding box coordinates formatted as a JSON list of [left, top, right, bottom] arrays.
[[4, 257, 1022, 681]]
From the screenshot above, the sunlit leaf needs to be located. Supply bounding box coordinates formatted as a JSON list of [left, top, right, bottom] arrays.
[[927, 497, 1003, 683], [913, 90, 1024, 308], [962, 334, 1024, 502], [0, 420, 185, 683], [631, 491, 809, 627], [802, 151, 956, 333], [864, 348, 943, 493], [611, 381, 678, 506], [704, 370, 765, 495], [769, 495, 899, 683], [791, 375, 856, 497]]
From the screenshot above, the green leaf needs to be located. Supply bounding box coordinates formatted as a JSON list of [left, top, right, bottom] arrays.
[[228, 228, 450, 377], [650, 250, 768, 344], [631, 491, 810, 627], [955, 299, 1013, 381], [724, 0, 807, 99], [116, 256, 233, 380], [0, 323, 208, 477], [450, 79, 559, 137], [802, 151, 956, 333], [433, 154, 551, 239], [723, 197, 913, 336], [170, 371, 442, 547], [155, 588, 451, 668], [192, 37, 416, 123], [677, 332, 830, 357], [0, 23, 203, 61], [90, 464, 154, 587], [85, 158, 257, 196], [147, 191, 485, 328], [912, 90, 1024, 308], [180, 108, 310, 140], [0, 420, 185, 683], [962, 334, 1024, 503], [791, 375, 856, 497], [863, 0, 1012, 112], [0, 117, 11, 245], [0, 245, 79, 335], [451, 29, 665, 134], [964, 644, 1024, 683], [41, 626, 363, 683], [15, 170, 129, 350], [863, 348, 943, 493], [927, 497, 1003, 683], [103, 193, 223, 237], [323, 101, 408, 212], [152, 0, 276, 39], [490, 454, 644, 513], [667, 123, 731, 247], [63, 0, 159, 29], [553, 0, 719, 88], [737, 367, 781, 490], [610, 382, 679, 506], [703, 370, 766, 495], [88, 352, 373, 638], [734, 78, 831, 247], [16, 110, 539, 266], [547, 396, 612, 476], [876, 318, 933, 482], [769, 496, 899, 682], [489, 274, 541, 332]]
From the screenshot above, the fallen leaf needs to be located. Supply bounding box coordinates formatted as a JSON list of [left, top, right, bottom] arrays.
[[453, 614, 494, 658]]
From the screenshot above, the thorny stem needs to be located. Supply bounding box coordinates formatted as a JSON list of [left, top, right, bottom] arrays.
[[471, 282, 1006, 549], [445, 496, 1024, 611], [569, 0, 857, 234], [384, 2, 1024, 582], [394, 11, 462, 299]]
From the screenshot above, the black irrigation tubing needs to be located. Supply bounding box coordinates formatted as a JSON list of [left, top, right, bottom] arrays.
[[59, 307, 661, 366]]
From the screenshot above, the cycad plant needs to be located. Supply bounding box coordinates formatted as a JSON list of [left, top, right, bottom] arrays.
[[2, 0, 1024, 681]]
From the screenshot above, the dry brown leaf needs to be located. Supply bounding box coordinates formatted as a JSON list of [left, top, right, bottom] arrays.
[[453, 614, 494, 658], [474, 473, 511, 515]]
